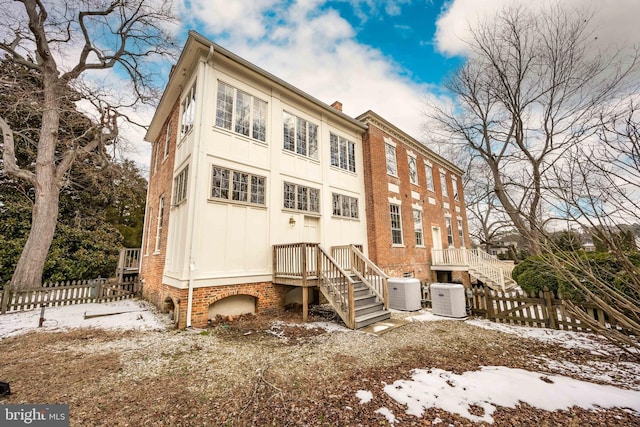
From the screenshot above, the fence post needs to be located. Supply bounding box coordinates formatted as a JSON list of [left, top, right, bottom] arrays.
[[1, 284, 10, 314], [485, 289, 494, 321], [543, 287, 557, 329]]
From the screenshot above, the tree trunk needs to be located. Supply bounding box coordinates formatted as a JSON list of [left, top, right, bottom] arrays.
[[10, 187, 60, 290], [10, 70, 62, 290]]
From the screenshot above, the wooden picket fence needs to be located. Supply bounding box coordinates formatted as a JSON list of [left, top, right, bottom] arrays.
[[467, 286, 629, 333], [0, 277, 141, 314]]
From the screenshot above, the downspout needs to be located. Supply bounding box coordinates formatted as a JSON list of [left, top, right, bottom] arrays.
[[186, 44, 215, 328]]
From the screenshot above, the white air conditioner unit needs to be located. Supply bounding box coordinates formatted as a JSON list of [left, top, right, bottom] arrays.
[[388, 278, 421, 311], [430, 283, 466, 318]]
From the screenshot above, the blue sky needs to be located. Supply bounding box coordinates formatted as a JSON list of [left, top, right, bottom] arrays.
[[125, 0, 640, 169]]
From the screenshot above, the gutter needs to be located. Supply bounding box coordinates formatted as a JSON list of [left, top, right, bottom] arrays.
[[186, 44, 215, 328]]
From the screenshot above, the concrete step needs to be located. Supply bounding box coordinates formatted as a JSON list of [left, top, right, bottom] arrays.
[[355, 310, 391, 329]]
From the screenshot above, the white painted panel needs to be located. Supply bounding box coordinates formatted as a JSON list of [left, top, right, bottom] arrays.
[[388, 183, 399, 193]]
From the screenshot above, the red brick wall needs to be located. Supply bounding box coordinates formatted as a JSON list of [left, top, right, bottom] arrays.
[[361, 120, 471, 285], [160, 282, 288, 329], [140, 100, 179, 309]]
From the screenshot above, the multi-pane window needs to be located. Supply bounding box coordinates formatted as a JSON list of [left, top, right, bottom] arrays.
[[385, 143, 398, 176], [211, 166, 265, 205], [283, 112, 318, 159], [180, 83, 196, 138], [250, 175, 266, 204], [440, 171, 449, 198], [445, 217, 454, 247], [457, 219, 465, 247], [425, 164, 434, 191], [145, 207, 153, 255], [452, 176, 460, 201], [215, 81, 268, 142], [413, 209, 423, 246], [332, 193, 359, 218], [408, 156, 418, 185], [283, 182, 320, 213], [154, 196, 164, 253], [330, 133, 356, 173], [164, 120, 172, 158], [152, 142, 159, 175], [173, 166, 189, 205], [390, 204, 403, 245]]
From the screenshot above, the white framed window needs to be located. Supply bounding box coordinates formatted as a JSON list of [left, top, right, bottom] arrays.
[[332, 193, 359, 218], [145, 207, 152, 255], [211, 166, 265, 206], [385, 143, 398, 176], [413, 209, 423, 246], [445, 217, 454, 247], [173, 165, 189, 205], [154, 196, 164, 253], [440, 170, 449, 198], [408, 155, 418, 185], [180, 82, 196, 138], [215, 81, 267, 142], [452, 176, 460, 201], [425, 164, 434, 191], [164, 120, 172, 158], [283, 112, 318, 159], [390, 204, 403, 245], [283, 182, 320, 213], [330, 133, 356, 173], [152, 142, 159, 175], [457, 219, 465, 246]]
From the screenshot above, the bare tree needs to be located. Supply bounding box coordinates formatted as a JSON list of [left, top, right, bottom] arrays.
[[426, 3, 639, 255], [526, 101, 640, 356], [0, 0, 177, 289], [463, 162, 513, 252]]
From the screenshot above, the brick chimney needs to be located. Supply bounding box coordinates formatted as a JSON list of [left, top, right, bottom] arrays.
[[330, 101, 343, 112]]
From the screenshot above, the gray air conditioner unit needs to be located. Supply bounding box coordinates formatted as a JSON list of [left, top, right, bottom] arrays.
[[430, 283, 466, 318], [388, 278, 422, 311]]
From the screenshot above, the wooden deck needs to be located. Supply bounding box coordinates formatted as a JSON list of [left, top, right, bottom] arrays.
[[272, 243, 389, 329]]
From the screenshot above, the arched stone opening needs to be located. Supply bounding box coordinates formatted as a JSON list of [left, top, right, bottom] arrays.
[[164, 296, 179, 326], [208, 294, 257, 320]]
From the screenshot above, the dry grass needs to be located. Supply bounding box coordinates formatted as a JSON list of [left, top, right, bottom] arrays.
[[1, 309, 638, 426]]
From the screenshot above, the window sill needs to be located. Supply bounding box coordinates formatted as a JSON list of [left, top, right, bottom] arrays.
[[208, 197, 267, 209], [329, 165, 357, 176], [282, 149, 320, 163], [391, 244, 405, 248], [331, 215, 360, 221], [213, 125, 268, 146]]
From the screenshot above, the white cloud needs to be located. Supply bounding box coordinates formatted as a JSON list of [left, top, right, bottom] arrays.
[[435, 0, 640, 57], [184, 0, 282, 40], [179, 0, 436, 143]]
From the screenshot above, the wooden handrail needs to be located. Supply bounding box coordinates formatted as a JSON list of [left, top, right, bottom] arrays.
[[348, 245, 389, 310], [317, 246, 356, 328]]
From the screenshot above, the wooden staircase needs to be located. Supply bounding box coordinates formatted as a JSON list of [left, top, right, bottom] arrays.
[[431, 248, 518, 292], [352, 280, 391, 328], [273, 243, 390, 329]]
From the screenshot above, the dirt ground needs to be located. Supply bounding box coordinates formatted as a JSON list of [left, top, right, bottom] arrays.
[[1, 307, 638, 426]]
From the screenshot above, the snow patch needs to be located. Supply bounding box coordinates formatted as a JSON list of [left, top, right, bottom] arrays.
[[384, 366, 640, 423], [374, 407, 397, 424], [356, 389, 373, 404], [0, 299, 169, 339]]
